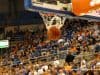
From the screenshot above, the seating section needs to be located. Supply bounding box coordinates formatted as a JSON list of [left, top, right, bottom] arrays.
[[0, 19, 99, 75]]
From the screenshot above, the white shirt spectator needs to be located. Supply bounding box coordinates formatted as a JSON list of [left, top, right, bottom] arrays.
[[78, 35, 83, 41], [41, 65, 48, 71], [92, 30, 99, 37], [80, 59, 87, 70], [53, 60, 60, 67], [96, 62, 100, 66], [58, 73, 66, 75], [58, 39, 65, 43], [29, 71, 34, 75], [34, 70, 38, 75], [64, 41, 69, 47], [38, 68, 43, 75]]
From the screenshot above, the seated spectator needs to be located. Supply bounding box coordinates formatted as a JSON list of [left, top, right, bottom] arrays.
[[64, 62, 72, 72], [57, 68, 66, 75], [65, 51, 75, 64], [53, 57, 60, 68]]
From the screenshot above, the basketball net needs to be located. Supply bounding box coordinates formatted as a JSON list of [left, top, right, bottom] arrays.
[[40, 13, 66, 29], [40, 13, 66, 40]]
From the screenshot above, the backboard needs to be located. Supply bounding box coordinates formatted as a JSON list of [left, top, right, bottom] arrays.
[[24, 0, 74, 16], [24, 0, 100, 21]]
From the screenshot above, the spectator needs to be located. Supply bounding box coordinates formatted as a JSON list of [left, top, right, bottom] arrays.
[[65, 51, 75, 64]]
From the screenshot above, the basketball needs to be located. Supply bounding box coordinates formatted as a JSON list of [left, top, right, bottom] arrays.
[[72, 0, 100, 16], [72, 0, 91, 15], [47, 26, 61, 40]]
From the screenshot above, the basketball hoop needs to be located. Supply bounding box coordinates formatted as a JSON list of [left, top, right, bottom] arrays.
[[41, 13, 54, 17], [40, 13, 66, 40]]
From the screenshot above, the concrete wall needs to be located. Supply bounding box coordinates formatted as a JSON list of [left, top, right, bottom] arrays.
[[0, 0, 24, 13], [0, 0, 9, 13]]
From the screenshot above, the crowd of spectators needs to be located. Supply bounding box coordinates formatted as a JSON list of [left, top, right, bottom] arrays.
[[0, 19, 100, 75]]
